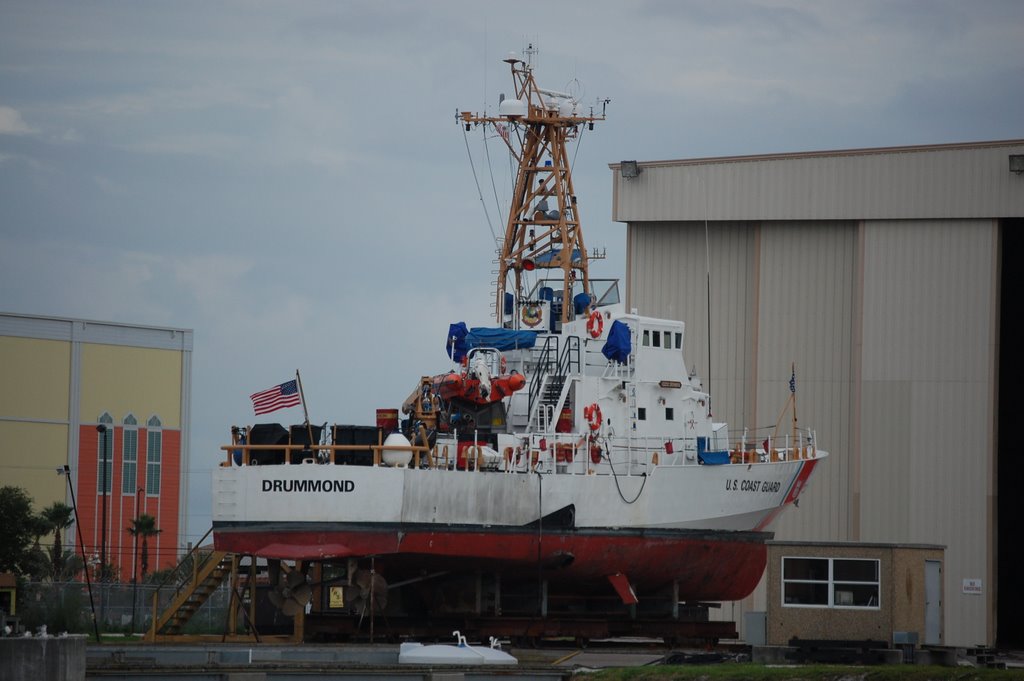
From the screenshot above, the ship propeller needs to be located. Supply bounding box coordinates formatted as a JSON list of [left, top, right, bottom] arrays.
[[351, 568, 388, 613], [267, 560, 313, 617]]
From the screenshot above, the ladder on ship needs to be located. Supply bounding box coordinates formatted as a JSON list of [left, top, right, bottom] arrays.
[[528, 335, 581, 431], [145, 528, 302, 643]]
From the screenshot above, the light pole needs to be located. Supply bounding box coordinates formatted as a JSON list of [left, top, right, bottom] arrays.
[[57, 464, 101, 642], [130, 486, 143, 635], [96, 425, 109, 581]]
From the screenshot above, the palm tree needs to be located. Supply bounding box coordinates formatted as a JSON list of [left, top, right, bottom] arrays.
[[127, 513, 161, 580], [40, 502, 74, 580]]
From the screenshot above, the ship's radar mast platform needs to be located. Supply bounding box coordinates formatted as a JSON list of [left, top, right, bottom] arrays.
[[459, 55, 608, 325]]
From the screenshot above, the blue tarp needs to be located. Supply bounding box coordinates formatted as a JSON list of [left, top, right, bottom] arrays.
[[697, 436, 730, 465], [446, 323, 538, 362], [601, 319, 632, 364], [533, 248, 582, 265], [446, 322, 469, 361]]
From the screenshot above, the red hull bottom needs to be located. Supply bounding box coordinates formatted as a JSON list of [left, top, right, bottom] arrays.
[[213, 523, 769, 602]]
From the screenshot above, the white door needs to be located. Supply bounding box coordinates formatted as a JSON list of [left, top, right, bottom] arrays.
[[925, 560, 942, 645]]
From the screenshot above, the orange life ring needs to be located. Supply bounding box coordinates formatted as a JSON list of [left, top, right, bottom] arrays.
[[586, 310, 604, 338], [499, 354, 508, 374], [583, 403, 602, 431]]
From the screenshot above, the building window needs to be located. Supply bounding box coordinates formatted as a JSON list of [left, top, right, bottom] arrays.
[[121, 414, 138, 494], [146, 415, 162, 496], [97, 412, 113, 494], [782, 557, 880, 609]]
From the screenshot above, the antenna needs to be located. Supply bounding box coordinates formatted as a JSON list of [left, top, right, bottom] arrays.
[[524, 41, 537, 67], [459, 57, 609, 325]]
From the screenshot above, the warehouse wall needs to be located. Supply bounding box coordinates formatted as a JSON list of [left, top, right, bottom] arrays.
[[857, 218, 997, 646], [626, 216, 996, 646]]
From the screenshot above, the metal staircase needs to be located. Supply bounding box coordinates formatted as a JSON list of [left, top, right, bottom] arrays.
[[150, 550, 233, 636], [527, 335, 581, 431]]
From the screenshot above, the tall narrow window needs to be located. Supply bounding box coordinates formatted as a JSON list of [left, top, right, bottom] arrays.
[[97, 413, 113, 494], [121, 414, 138, 494], [146, 415, 162, 496]]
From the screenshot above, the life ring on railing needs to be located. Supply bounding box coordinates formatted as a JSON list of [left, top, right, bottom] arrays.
[[583, 403, 602, 431], [499, 354, 508, 374], [586, 310, 604, 338]]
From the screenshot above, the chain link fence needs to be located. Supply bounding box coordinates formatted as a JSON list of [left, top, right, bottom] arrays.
[[16, 580, 235, 635]]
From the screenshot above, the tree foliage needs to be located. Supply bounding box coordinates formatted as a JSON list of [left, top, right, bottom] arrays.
[[40, 502, 74, 579], [127, 513, 162, 579], [0, 486, 38, 574]]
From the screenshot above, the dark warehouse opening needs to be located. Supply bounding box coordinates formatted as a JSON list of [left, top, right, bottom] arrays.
[[997, 218, 1024, 648]]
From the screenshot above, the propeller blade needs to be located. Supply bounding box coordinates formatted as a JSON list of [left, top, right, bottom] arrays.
[[291, 583, 313, 605], [281, 598, 303, 617], [286, 570, 307, 590]]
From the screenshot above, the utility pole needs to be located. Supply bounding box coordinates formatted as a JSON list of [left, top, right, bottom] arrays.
[[96, 424, 109, 581], [58, 464, 100, 642]]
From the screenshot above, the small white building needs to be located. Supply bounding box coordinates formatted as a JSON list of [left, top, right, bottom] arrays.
[[610, 139, 1024, 647]]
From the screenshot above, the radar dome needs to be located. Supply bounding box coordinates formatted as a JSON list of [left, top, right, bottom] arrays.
[[498, 98, 527, 119]]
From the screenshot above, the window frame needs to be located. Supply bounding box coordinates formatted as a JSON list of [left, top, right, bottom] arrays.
[[781, 556, 881, 610], [145, 415, 162, 497], [121, 414, 138, 495]]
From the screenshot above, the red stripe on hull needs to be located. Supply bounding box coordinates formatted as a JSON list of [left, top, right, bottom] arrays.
[[214, 526, 768, 601]]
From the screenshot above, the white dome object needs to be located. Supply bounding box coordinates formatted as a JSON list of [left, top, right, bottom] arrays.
[[382, 432, 413, 467], [498, 98, 527, 118], [558, 99, 578, 117]]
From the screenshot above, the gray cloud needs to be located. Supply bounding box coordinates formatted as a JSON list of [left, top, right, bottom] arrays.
[[1, 0, 1021, 546]]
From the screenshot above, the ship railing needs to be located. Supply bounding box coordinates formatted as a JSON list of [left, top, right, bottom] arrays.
[[220, 442, 435, 468], [724, 426, 819, 464], [516, 431, 595, 475]]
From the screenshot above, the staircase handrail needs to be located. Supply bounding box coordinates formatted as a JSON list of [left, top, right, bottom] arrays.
[[147, 526, 224, 638], [527, 335, 559, 419]]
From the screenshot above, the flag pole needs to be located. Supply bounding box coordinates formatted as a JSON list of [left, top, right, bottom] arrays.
[[295, 370, 316, 452], [791, 362, 798, 453]]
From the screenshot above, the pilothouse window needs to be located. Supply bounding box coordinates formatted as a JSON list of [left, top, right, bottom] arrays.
[[642, 330, 650, 347], [674, 332, 682, 349], [652, 331, 661, 348]]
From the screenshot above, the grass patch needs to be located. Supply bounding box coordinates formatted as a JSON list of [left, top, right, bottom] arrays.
[[572, 663, 1022, 680]]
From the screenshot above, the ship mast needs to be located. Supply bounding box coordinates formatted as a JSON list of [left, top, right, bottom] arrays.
[[460, 55, 606, 326]]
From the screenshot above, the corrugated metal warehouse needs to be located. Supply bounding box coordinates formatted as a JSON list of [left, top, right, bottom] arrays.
[[610, 139, 1024, 648]]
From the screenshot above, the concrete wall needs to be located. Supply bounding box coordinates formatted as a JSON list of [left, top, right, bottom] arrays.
[[0, 636, 86, 681]]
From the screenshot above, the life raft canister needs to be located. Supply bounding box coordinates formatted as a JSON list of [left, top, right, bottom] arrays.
[[586, 310, 604, 338], [583, 403, 602, 431]]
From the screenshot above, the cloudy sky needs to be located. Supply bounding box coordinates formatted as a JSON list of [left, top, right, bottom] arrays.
[[2, 0, 1022, 545]]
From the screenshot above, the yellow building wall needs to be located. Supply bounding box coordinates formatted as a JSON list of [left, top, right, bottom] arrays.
[[0, 421, 69, 508], [79, 344, 182, 426], [0, 337, 70, 420]]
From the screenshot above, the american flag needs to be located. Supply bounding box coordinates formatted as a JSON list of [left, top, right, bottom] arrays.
[[250, 380, 301, 415], [789, 365, 796, 394], [494, 122, 509, 143]]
